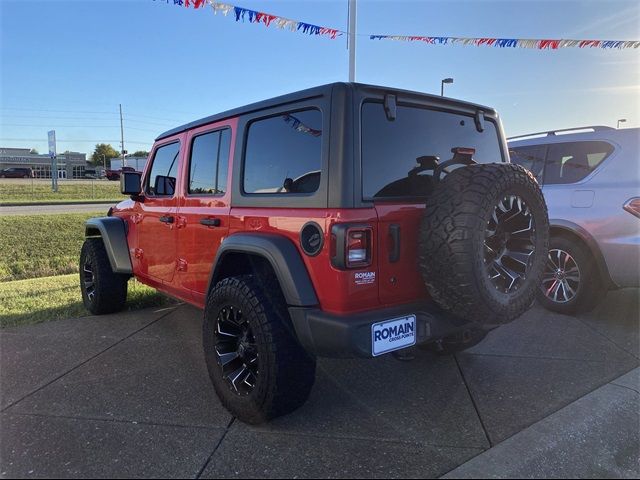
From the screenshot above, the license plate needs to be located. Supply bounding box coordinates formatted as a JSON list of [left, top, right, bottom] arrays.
[[371, 315, 416, 357]]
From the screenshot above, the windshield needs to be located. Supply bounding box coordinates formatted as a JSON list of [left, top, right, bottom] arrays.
[[361, 102, 504, 199]]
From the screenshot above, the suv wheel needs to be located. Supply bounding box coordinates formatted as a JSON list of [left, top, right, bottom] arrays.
[[419, 163, 549, 326], [537, 236, 602, 314], [79, 238, 128, 314], [203, 275, 316, 424]]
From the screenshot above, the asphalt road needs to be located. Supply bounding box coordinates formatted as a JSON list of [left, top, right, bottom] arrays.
[[1, 289, 638, 478], [0, 203, 115, 215]]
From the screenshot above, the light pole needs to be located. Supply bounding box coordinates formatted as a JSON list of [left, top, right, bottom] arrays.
[[617, 118, 627, 129], [441, 77, 454, 97], [348, 0, 357, 82]]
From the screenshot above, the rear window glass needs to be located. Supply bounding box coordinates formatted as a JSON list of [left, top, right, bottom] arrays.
[[361, 102, 504, 199], [244, 109, 322, 194], [544, 141, 614, 184]]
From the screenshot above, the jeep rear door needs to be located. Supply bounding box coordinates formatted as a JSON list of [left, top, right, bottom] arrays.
[[176, 120, 235, 304], [360, 101, 506, 305]]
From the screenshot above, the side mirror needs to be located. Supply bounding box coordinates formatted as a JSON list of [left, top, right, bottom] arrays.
[[154, 175, 176, 196], [120, 171, 142, 195]]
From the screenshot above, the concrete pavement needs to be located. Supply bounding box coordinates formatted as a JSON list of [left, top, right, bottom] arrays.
[[1, 290, 638, 478]]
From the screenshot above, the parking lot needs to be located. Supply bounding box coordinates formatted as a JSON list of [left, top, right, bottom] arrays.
[[1, 289, 638, 478]]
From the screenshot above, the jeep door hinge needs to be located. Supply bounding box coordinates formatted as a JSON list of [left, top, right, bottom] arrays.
[[176, 258, 188, 272], [176, 216, 187, 229]]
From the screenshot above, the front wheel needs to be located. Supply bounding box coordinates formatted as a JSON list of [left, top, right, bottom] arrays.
[[203, 275, 316, 424], [79, 238, 128, 314]]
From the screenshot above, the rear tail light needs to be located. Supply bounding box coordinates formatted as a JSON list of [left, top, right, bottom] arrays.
[[347, 228, 372, 268], [623, 198, 640, 218], [331, 224, 373, 269]]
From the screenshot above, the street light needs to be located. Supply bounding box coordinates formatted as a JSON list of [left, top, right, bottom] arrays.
[[441, 77, 454, 97], [617, 118, 627, 129]]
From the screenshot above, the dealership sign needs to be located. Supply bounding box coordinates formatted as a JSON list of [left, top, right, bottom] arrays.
[[48, 130, 56, 157]]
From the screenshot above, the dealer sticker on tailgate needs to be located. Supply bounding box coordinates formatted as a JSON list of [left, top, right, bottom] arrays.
[[371, 315, 416, 356]]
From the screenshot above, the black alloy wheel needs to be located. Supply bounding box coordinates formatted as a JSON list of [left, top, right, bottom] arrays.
[[484, 195, 536, 294], [82, 260, 96, 303], [214, 305, 259, 396]]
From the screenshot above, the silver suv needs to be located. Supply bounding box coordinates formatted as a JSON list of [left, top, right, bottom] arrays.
[[509, 126, 639, 314]]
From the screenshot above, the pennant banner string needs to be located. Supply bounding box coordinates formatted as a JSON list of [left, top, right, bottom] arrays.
[[153, 0, 640, 50]]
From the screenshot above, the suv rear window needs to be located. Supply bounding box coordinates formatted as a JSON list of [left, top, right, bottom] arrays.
[[544, 141, 613, 184], [244, 109, 322, 194], [361, 102, 504, 199]]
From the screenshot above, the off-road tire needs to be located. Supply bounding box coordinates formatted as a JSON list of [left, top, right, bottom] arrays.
[[79, 238, 128, 315], [536, 236, 602, 314], [203, 275, 316, 424], [418, 163, 549, 326]]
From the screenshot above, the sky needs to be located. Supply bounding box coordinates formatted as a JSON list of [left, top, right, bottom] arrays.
[[1, 0, 639, 157]]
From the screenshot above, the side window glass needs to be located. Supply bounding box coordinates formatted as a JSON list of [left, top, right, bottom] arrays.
[[189, 129, 231, 195], [244, 109, 322, 194], [509, 146, 546, 183], [544, 141, 613, 184], [146, 142, 180, 196]]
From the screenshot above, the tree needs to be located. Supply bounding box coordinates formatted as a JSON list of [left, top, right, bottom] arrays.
[[132, 150, 149, 157], [29, 148, 39, 154], [91, 144, 120, 166]]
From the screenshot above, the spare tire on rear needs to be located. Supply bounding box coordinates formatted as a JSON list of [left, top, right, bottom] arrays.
[[418, 163, 549, 326]]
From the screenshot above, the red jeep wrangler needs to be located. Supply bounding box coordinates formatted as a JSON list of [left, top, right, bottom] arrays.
[[80, 83, 549, 424]]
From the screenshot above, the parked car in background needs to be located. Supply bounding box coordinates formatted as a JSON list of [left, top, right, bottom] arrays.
[[509, 125, 640, 314], [0, 167, 34, 178], [105, 166, 137, 181]]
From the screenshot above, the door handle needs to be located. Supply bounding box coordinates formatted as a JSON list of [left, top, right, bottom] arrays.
[[200, 218, 221, 227], [389, 224, 400, 263], [159, 215, 174, 224]]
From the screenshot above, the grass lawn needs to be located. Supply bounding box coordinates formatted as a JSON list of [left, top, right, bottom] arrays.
[[0, 180, 122, 204], [0, 274, 172, 328], [0, 212, 103, 281]]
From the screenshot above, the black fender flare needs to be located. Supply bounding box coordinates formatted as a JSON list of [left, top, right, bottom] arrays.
[[549, 219, 613, 287], [85, 217, 133, 274], [209, 233, 318, 307]]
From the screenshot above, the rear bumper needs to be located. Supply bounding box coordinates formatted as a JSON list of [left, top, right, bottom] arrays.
[[288, 301, 474, 358]]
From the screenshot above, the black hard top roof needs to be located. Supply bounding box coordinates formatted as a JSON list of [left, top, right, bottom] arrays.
[[156, 82, 497, 141]]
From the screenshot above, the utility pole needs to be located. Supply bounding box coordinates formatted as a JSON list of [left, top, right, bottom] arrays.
[[348, 0, 356, 82], [119, 104, 126, 167]]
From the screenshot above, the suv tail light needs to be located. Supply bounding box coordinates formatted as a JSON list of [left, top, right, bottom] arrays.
[[331, 224, 373, 269], [624, 198, 640, 218]]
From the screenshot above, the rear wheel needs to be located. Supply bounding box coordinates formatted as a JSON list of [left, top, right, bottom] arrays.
[[203, 275, 316, 424], [419, 163, 549, 326], [537, 236, 602, 314], [79, 238, 128, 314]]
